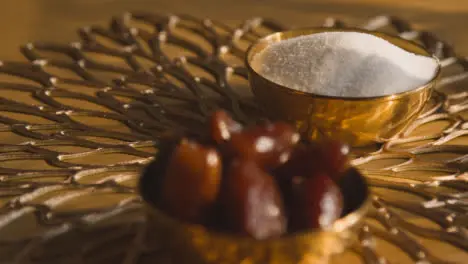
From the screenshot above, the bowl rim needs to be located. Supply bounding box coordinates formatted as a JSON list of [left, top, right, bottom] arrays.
[[141, 165, 372, 243], [245, 27, 441, 102]]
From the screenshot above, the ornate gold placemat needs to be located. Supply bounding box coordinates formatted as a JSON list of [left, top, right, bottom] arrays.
[[0, 13, 466, 264]]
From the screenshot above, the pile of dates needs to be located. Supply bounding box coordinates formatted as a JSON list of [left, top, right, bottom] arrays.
[[147, 111, 351, 240]]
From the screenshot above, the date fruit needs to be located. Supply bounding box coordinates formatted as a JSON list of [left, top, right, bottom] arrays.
[[210, 110, 243, 144], [317, 139, 350, 179], [160, 139, 222, 224], [149, 111, 352, 240], [275, 140, 349, 181], [227, 122, 300, 169], [222, 159, 286, 239], [289, 173, 343, 230]]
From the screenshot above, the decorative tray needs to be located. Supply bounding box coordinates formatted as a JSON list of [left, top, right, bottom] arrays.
[[0, 13, 466, 264]]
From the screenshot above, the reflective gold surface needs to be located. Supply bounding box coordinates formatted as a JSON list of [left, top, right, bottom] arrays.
[[143, 169, 371, 264], [0, 2, 467, 264], [246, 28, 440, 146]]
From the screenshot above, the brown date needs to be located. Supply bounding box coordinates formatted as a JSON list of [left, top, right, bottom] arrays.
[[319, 139, 350, 179], [222, 159, 287, 239], [226, 122, 300, 169], [275, 140, 349, 181], [210, 110, 243, 144], [160, 138, 222, 224], [288, 173, 343, 231]]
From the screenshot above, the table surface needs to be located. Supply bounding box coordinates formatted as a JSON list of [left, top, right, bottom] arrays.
[[3, 0, 468, 60], [1, 1, 467, 264]]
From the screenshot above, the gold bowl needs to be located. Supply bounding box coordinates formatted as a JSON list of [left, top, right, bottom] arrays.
[[140, 162, 371, 264], [245, 28, 441, 146]]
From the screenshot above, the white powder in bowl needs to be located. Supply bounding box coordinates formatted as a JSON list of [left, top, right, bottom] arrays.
[[251, 32, 438, 97]]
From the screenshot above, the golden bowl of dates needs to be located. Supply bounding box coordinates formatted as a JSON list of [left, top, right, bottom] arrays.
[[140, 111, 370, 264], [245, 28, 441, 146]]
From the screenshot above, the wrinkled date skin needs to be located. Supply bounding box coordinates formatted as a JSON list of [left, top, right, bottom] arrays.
[[222, 159, 287, 239], [226, 122, 300, 169], [160, 139, 222, 224], [288, 173, 343, 231]]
